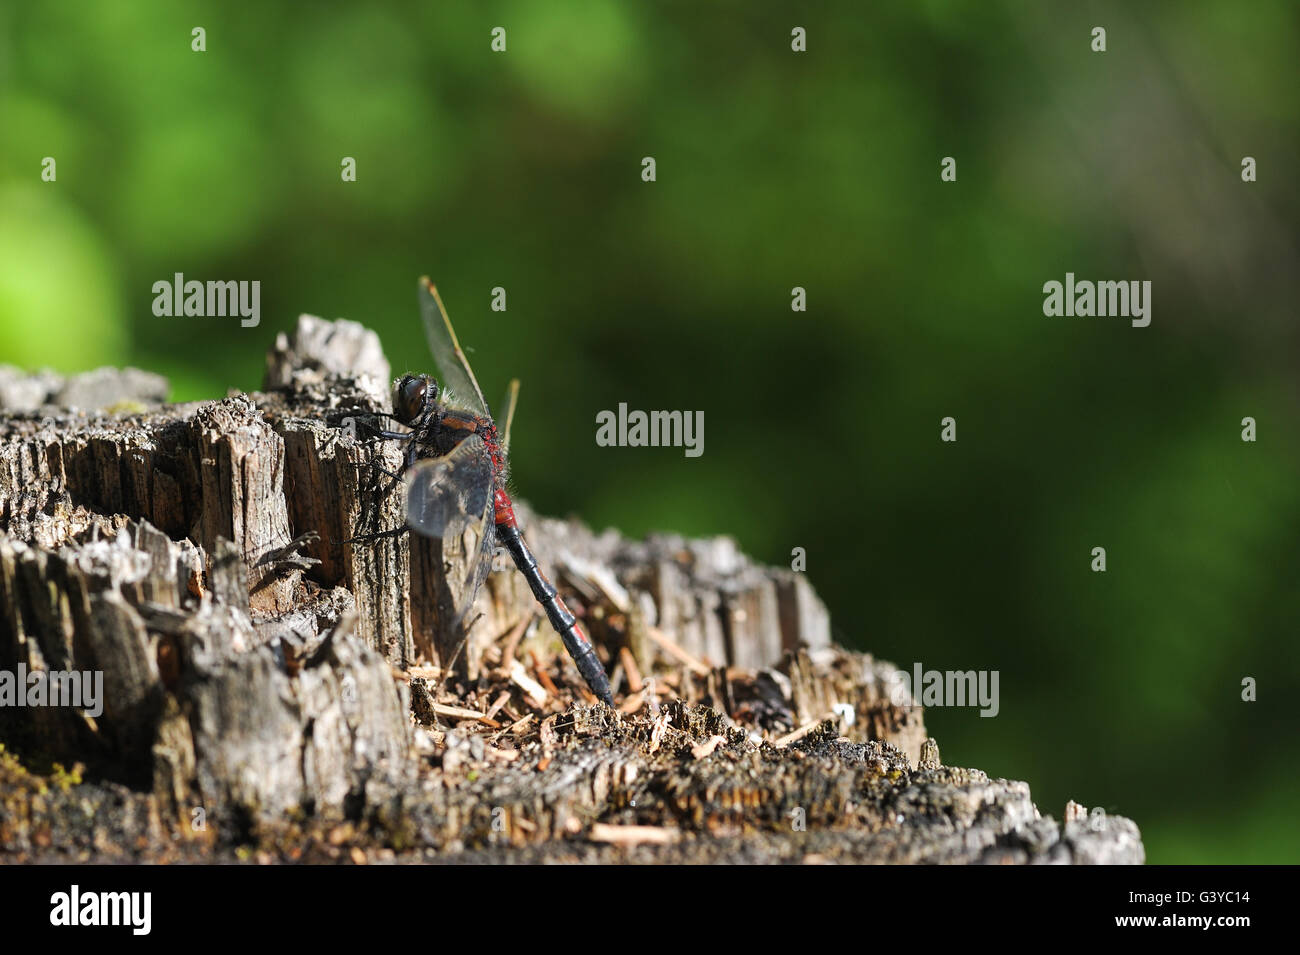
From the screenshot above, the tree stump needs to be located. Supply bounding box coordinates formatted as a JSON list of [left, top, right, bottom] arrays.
[[0, 317, 1144, 863]]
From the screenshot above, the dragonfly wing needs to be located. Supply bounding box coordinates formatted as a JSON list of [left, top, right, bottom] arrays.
[[457, 518, 497, 628], [404, 434, 494, 541], [499, 378, 520, 455], [418, 277, 490, 416], [404, 434, 497, 626]]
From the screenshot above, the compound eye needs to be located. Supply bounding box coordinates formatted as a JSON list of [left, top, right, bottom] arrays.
[[394, 375, 428, 424]]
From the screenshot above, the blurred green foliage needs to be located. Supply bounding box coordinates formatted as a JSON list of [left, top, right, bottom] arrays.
[[2, 0, 1297, 862]]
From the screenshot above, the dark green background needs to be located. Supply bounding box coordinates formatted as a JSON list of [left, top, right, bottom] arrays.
[[3, 1, 1296, 863]]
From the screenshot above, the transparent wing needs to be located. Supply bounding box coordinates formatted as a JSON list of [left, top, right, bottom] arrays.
[[418, 277, 489, 415], [404, 434, 494, 541], [499, 378, 520, 455], [405, 434, 497, 627]]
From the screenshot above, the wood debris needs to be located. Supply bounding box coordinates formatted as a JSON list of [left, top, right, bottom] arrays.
[[508, 660, 549, 708], [691, 735, 727, 760], [589, 824, 682, 846]]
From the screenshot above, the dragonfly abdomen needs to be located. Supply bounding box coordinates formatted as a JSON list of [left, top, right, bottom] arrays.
[[493, 491, 613, 706]]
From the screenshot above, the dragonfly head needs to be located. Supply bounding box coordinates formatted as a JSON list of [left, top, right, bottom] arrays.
[[393, 373, 438, 425]]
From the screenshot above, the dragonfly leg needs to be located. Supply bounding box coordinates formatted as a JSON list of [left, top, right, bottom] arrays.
[[347, 464, 407, 536], [348, 458, 406, 482], [341, 526, 408, 545]]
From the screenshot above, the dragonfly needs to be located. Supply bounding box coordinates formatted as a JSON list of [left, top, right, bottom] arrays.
[[359, 277, 613, 707]]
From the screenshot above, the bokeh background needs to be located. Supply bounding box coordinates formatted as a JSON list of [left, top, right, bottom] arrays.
[[2, 1, 1297, 863]]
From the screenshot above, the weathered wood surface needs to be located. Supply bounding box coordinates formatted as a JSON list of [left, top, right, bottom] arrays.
[[0, 316, 1143, 863]]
